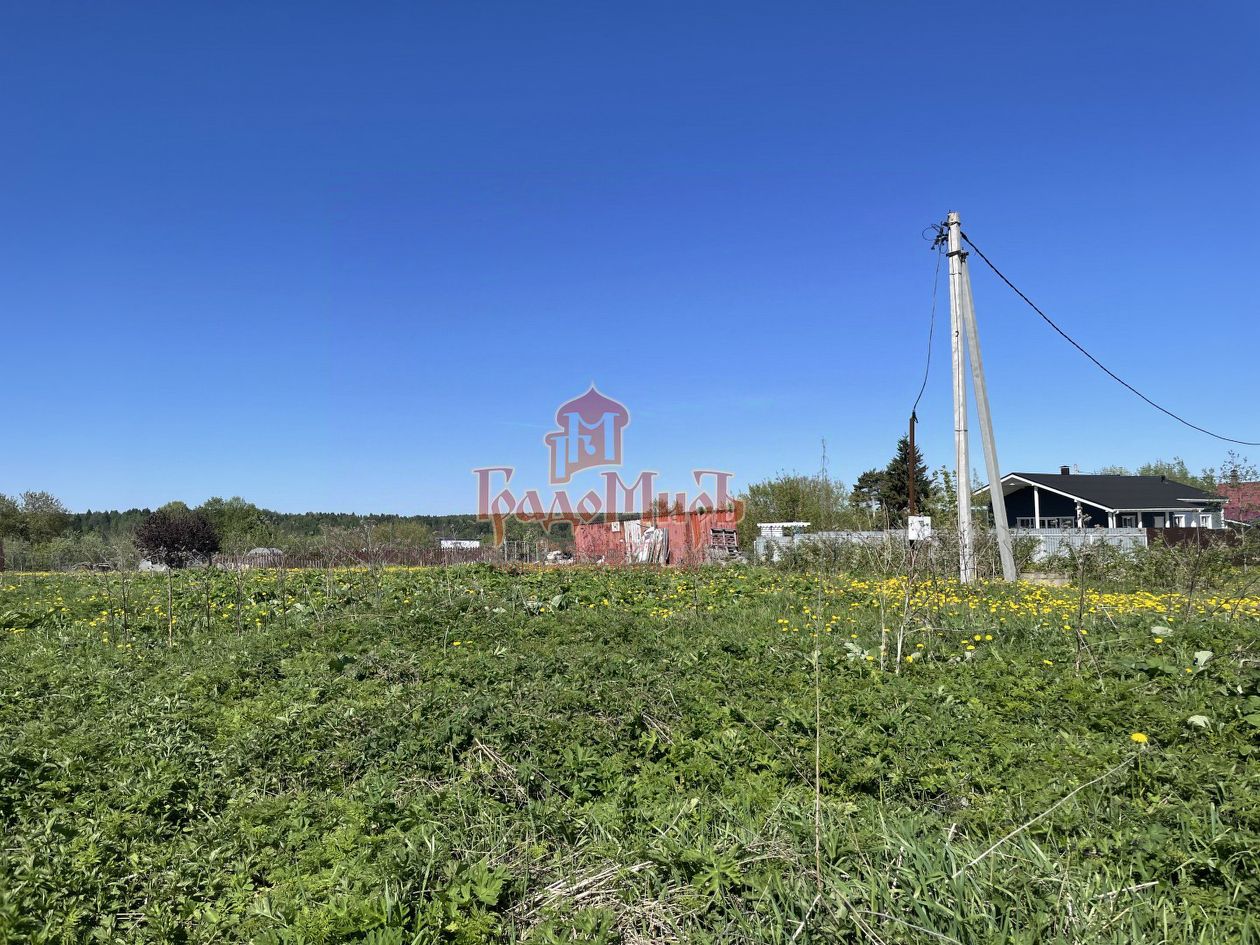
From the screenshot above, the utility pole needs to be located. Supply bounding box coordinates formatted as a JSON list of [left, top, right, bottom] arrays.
[[946, 213, 975, 582], [945, 211, 1017, 582]]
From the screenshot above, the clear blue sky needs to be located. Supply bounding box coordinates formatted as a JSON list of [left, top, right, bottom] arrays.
[[3, 2, 1257, 514]]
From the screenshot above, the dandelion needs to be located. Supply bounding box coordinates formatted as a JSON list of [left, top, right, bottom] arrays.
[[1153, 637, 1164, 644], [1130, 732, 1148, 744]]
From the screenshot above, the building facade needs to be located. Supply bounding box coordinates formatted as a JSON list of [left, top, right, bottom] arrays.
[[980, 469, 1225, 530]]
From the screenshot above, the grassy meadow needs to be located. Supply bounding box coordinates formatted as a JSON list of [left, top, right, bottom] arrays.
[[1, 564, 1258, 944]]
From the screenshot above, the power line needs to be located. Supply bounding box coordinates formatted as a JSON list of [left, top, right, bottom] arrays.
[[960, 230, 1260, 448], [911, 243, 944, 417]]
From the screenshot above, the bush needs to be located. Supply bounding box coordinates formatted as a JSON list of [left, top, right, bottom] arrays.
[[135, 506, 220, 568]]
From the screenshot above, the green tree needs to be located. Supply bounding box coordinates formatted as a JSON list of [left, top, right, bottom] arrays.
[[1205, 451, 1258, 489], [1096, 454, 1257, 494], [878, 435, 934, 522], [849, 439, 935, 523], [0, 491, 70, 542], [371, 517, 435, 547], [1133, 457, 1211, 491], [849, 469, 884, 513], [0, 494, 21, 539], [198, 496, 274, 550], [736, 472, 850, 548]]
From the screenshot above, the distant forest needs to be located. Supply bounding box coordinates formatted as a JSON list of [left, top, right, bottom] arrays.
[[1, 492, 564, 568], [65, 504, 494, 544]]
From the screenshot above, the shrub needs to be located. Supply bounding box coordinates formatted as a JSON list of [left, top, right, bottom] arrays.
[[135, 505, 220, 567]]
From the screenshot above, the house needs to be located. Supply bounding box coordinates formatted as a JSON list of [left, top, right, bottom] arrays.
[[439, 538, 481, 550], [978, 467, 1226, 529], [1216, 481, 1260, 525]]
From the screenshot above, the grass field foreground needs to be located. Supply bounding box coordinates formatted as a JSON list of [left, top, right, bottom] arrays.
[[1, 564, 1258, 943]]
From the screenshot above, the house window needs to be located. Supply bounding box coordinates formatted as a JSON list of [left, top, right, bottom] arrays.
[[1173, 514, 1186, 527], [1200, 513, 1212, 528], [1119, 514, 1138, 528], [1016, 517, 1034, 528]]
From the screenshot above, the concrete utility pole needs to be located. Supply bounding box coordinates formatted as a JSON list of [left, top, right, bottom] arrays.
[[946, 213, 976, 582], [945, 212, 1017, 582]]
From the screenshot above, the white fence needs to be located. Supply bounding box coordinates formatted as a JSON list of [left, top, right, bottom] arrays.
[[1012, 527, 1148, 562], [755, 530, 901, 562], [756, 527, 1149, 564]]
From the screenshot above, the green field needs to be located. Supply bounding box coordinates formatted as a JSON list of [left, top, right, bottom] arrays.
[[1, 565, 1257, 944]]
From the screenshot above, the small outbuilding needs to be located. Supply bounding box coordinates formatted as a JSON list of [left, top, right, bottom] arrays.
[[575, 508, 741, 566]]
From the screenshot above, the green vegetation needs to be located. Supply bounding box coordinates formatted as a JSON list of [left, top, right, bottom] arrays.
[[2, 565, 1257, 943], [851, 434, 938, 523], [0, 495, 575, 571], [1095, 451, 1260, 494]]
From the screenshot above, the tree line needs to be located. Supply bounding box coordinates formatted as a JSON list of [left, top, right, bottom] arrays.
[[0, 494, 501, 569], [3, 448, 1252, 568]]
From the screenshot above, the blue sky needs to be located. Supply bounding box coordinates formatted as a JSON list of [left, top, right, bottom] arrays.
[[2, 2, 1257, 514]]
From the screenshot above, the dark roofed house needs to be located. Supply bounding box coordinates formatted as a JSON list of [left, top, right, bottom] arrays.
[[1217, 481, 1260, 525], [978, 466, 1226, 530]]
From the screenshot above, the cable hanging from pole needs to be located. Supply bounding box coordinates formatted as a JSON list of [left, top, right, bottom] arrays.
[[960, 230, 1260, 447], [911, 241, 944, 418], [907, 237, 945, 520]]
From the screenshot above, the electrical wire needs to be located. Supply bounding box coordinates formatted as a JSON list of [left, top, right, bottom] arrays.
[[910, 243, 943, 418], [960, 230, 1260, 447]]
